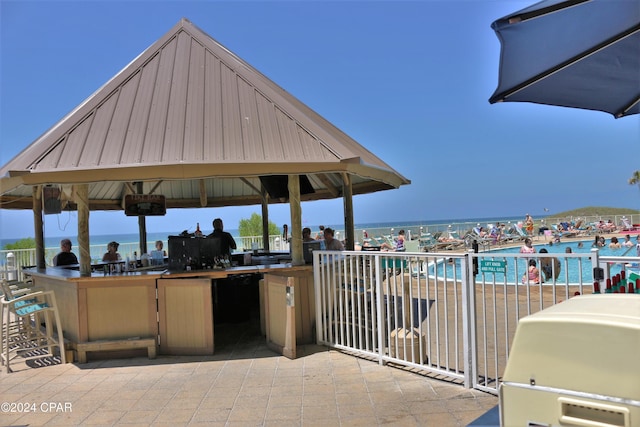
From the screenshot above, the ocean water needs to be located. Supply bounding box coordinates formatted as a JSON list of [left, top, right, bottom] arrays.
[[0, 216, 528, 249]]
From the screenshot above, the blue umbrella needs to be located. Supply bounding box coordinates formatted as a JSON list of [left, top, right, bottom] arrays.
[[489, 0, 640, 119]]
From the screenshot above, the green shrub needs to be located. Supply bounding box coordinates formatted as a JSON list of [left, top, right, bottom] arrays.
[[239, 213, 280, 237], [3, 237, 36, 250]]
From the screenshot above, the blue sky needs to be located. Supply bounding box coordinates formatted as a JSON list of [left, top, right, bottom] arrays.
[[1, 0, 639, 239]]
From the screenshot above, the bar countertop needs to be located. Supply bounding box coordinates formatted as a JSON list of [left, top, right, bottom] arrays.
[[25, 262, 312, 281]]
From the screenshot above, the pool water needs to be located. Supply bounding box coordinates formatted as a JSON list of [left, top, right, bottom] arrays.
[[431, 239, 639, 285]]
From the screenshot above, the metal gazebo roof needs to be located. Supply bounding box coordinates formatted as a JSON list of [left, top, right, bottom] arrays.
[[0, 18, 409, 211]]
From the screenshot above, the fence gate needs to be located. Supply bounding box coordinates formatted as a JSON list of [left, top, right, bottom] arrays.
[[314, 249, 606, 395]]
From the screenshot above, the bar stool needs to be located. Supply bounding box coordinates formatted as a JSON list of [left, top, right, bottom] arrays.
[[1, 280, 66, 373]]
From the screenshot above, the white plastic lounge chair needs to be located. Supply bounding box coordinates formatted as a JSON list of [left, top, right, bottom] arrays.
[[552, 223, 578, 238], [621, 217, 637, 231]]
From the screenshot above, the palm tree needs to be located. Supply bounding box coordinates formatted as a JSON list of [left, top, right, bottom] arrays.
[[630, 170, 640, 190]]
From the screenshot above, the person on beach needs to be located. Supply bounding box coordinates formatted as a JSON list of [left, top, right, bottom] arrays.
[[524, 214, 534, 236], [522, 259, 540, 284], [316, 225, 325, 240], [538, 248, 560, 281], [323, 227, 344, 251], [489, 225, 503, 244], [52, 238, 78, 266], [519, 238, 536, 254], [207, 218, 237, 256], [381, 229, 406, 251], [102, 241, 122, 262]]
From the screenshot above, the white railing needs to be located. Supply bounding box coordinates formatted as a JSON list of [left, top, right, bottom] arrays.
[[313, 249, 640, 395]]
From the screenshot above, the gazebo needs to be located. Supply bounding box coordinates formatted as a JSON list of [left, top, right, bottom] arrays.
[[0, 18, 409, 275]]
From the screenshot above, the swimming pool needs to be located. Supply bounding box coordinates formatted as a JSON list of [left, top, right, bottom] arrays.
[[430, 239, 639, 285]]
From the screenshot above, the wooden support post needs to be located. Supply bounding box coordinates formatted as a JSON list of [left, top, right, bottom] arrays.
[[342, 173, 355, 251], [283, 277, 296, 359], [32, 186, 46, 269], [261, 189, 270, 252], [288, 175, 304, 266], [75, 184, 91, 276]]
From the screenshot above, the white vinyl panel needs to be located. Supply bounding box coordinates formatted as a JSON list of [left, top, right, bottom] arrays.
[[237, 77, 264, 162], [108, 74, 140, 165], [162, 32, 191, 163], [220, 64, 242, 161], [144, 37, 178, 164], [255, 92, 282, 162], [183, 39, 206, 163], [80, 94, 118, 167], [203, 52, 223, 162], [124, 55, 160, 164]]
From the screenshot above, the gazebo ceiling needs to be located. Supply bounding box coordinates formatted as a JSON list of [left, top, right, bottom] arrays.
[[0, 18, 409, 211]]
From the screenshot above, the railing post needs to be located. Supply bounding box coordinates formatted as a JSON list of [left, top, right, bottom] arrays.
[[461, 250, 477, 389], [374, 254, 385, 365], [590, 248, 603, 288], [314, 250, 323, 344]]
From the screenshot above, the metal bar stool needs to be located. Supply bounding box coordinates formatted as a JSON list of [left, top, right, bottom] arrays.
[[1, 280, 66, 373]]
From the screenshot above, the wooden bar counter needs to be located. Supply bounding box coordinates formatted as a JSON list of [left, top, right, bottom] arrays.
[[27, 262, 314, 361]]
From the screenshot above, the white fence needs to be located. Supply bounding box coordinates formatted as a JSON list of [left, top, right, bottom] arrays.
[[313, 249, 639, 395]]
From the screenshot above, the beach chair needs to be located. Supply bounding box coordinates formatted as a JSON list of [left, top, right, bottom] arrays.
[[444, 231, 467, 250], [552, 223, 578, 238], [418, 233, 437, 252], [470, 227, 493, 246], [367, 236, 385, 247], [418, 233, 454, 252], [571, 220, 593, 236], [501, 225, 525, 243], [514, 224, 530, 240], [621, 217, 637, 231]]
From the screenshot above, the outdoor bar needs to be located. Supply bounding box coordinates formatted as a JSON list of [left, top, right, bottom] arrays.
[[0, 18, 409, 364], [26, 257, 315, 361]]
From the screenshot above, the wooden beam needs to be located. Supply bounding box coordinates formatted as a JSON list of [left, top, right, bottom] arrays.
[[121, 182, 135, 209], [317, 173, 341, 198], [241, 177, 262, 195], [148, 180, 163, 195]]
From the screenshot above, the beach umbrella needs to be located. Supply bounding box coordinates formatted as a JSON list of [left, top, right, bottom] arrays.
[[489, 0, 640, 119]]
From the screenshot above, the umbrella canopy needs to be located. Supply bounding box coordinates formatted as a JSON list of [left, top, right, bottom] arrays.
[[489, 0, 640, 119]]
